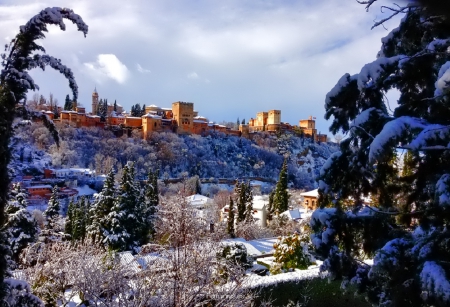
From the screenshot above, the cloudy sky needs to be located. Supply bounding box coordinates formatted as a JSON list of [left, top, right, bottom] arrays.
[[0, 0, 402, 135]]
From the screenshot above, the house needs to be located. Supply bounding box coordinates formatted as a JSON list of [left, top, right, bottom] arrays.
[[300, 189, 319, 210], [279, 208, 307, 222], [27, 185, 52, 198], [186, 194, 213, 209]]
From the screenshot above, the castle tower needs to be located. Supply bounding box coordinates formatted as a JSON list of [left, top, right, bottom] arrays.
[[267, 110, 281, 125], [92, 87, 99, 115], [172, 101, 194, 134]]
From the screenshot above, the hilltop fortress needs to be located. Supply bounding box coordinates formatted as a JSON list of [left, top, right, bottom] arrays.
[[49, 89, 327, 142]]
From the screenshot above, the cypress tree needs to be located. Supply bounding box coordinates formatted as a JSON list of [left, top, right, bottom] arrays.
[[144, 170, 159, 239], [244, 182, 254, 223], [272, 159, 289, 214], [141, 104, 146, 116], [64, 94, 71, 110], [113, 100, 117, 112], [227, 196, 235, 238], [235, 182, 246, 222]]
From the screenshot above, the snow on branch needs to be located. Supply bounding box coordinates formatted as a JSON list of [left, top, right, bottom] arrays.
[[435, 61, 450, 97], [357, 55, 403, 90], [408, 124, 450, 151], [31, 54, 79, 100], [350, 107, 388, 128], [436, 174, 450, 207], [420, 261, 450, 303], [20, 7, 88, 37], [369, 116, 427, 162], [325, 73, 357, 106]]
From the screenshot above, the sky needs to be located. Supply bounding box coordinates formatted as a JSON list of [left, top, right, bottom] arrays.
[[0, 0, 403, 135]]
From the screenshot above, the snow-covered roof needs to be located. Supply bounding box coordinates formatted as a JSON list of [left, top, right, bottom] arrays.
[[186, 194, 213, 207], [280, 208, 306, 220], [28, 185, 52, 189], [148, 104, 159, 108], [300, 189, 318, 198], [252, 195, 268, 210], [143, 113, 162, 119]]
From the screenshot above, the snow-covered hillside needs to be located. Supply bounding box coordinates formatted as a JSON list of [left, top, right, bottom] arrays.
[[12, 122, 338, 189]]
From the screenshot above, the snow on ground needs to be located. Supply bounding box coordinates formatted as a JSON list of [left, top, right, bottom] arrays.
[[75, 185, 97, 196], [247, 264, 321, 288], [222, 237, 278, 256]]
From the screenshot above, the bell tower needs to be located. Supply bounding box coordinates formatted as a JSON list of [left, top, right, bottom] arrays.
[[92, 87, 99, 114]]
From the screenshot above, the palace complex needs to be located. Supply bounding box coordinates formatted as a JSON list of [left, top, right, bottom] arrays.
[[46, 89, 327, 142]]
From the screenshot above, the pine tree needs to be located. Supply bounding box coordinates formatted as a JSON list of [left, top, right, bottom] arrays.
[[108, 162, 144, 251], [44, 186, 60, 229], [4, 184, 38, 261], [88, 169, 116, 245], [65, 199, 75, 240], [73, 196, 89, 242], [272, 159, 289, 214], [227, 196, 235, 238], [312, 3, 450, 306]]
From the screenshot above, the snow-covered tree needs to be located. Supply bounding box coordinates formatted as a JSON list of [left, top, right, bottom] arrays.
[[108, 162, 145, 251], [271, 159, 289, 215], [143, 170, 159, 240], [43, 186, 60, 230], [227, 196, 235, 238], [4, 184, 38, 261], [0, 6, 87, 303], [312, 2, 450, 306], [235, 181, 252, 223], [88, 169, 117, 245]]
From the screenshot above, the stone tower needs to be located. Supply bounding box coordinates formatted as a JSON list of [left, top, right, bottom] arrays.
[[172, 101, 194, 134], [267, 110, 281, 125], [92, 87, 99, 115]]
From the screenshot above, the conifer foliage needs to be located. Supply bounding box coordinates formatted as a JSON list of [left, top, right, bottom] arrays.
[[44, 186, 60, 230], [0, 7, 87, 303], [235, 181, 253, 223], [4, 184, 38, 261], [227, 196, 235, 238], [271, 159, 289, 215], [312, 2, 450, 306]]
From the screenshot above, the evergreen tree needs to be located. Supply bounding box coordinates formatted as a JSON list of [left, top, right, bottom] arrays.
[[143, 170, 159, 239], [227, 196, 235, 238], [4, 184, 38, 261], [272, 159, 289, 214], [312, 3, 450, 306], [141, 104, 146, 116], [235, 181, 253, 223], [64, 94, 71, 110], [88, 169, 116, 245], [65, 199, 75, 240], [267, 190, 275, 221], [0, 7, 88, 302], [241, 119, 245, 125], [108, 162, 145, 251], [44, 186, 60, 229], [113, 100, 117, 112], [73, 196, 89, 242], [195, 176, 202, 195], [243, 183, 254, 223]]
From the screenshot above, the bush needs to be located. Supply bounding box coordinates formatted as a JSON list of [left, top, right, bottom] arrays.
[[271, 233, 314, 274]]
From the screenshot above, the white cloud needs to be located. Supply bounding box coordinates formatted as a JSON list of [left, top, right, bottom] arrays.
[[84, 54, 129, 84], [187, 72, 199, 79], [136, 63, 151, 73]]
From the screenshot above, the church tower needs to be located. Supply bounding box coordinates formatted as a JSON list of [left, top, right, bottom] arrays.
[[92, 87, 99, 114]]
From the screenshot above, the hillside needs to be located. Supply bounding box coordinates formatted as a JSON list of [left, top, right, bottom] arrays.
[[11, 121, 338, 190]]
